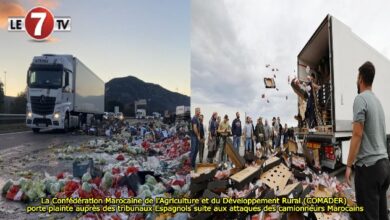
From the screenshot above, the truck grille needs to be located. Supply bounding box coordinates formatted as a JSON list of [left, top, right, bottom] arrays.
[[30, 96, 56, 115], [33, 118, 52, 126]]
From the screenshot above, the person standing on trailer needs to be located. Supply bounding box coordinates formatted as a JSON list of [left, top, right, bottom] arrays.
[[345, 61, 390, 220]]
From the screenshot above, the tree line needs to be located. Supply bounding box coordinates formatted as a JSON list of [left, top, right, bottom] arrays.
[[0, 82, 27, 114]]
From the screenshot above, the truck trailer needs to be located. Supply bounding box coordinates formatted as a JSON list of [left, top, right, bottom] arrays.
[[26, 54, 105, 132], [294, 15, 390, 169]]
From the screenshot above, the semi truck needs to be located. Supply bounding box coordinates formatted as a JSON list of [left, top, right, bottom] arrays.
[[26, 54, 105, 133], [152, 112, 162, 119], [175, 105, 190, 121], [136, 109, 146, 119], [294, 15, 390, 169]]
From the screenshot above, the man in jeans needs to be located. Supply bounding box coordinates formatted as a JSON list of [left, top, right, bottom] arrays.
[[345, 61, 390, 220], [243, 116, 254, 154], [231, 112, 242, 151], [190, 107, 201, 169]]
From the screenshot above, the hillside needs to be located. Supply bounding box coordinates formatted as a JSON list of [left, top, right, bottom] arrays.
[[105, 76, 190, 116]]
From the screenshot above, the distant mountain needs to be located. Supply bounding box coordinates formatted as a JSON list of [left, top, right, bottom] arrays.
[[105, 76, 190, 116]]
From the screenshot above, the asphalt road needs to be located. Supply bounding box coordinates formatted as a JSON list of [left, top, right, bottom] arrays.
[[0, 130, 96, 219], [0, 130, 94, 151]]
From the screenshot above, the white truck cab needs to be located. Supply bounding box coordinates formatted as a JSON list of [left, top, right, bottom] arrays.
[[26, 54, 104, 132]]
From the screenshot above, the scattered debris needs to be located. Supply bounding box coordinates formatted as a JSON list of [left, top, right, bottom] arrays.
[[190, 138, 356, 220], [1, 120, 191, 219], [264, 78, 276, 89]]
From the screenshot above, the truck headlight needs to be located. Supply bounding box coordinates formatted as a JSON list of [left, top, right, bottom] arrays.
[[119, 115, 124, 120], [27, 111, 32, 118], [54, 112, 61, 119]]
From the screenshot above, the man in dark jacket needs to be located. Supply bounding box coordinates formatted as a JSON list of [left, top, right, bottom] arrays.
[[231, 112, 242, 151], [255, 117, 265, 146], [198, 114, 205, 163], [207, 112, 218, 163]]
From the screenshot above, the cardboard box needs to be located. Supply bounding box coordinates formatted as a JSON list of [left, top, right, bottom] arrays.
[[259, 188, 275, 199], [191, 164, 218, 184], [195, 163, 217, 173], [207, 180, 229, 193], [313, 184, 333, 198], [225, 139, 245, 169], [291, 155, 306, 170], [292, 169, 312, 182], [190, 181, 208, 195], [262, 156, 281, 172], [278, 182, 303, 198], [264, 77, 276, 88], [260, 163, 292, 191], [230, 166, 262, 190], [337, 188, 356, 206], [202, 189, 220, 199], [314, 213, 338, 220], [287, 139, 298, 153], [299, 185, 312, 199]]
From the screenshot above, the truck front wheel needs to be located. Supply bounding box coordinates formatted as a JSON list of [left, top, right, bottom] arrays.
[[63, 114, 69, 133], [32, 128, 40, 133]]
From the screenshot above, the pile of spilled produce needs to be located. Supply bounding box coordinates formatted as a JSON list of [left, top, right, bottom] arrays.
[[1, 120, 192, 220]]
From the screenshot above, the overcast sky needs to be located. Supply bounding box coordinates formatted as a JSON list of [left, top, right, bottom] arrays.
[[0, 0, 189, 97], [191, 0, 390, 127]]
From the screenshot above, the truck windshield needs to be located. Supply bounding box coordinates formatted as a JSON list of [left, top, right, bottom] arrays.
[[28, 70, 63, 89]]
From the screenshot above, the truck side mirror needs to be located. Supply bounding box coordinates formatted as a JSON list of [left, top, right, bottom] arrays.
[[64, 71, 69, 87], [63, 85, 71, 93]]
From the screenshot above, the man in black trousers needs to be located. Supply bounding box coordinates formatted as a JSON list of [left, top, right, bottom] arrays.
[[345, 61, 390, 220]]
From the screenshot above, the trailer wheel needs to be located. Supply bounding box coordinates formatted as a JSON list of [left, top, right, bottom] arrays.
[[32, 128, 40, 133]]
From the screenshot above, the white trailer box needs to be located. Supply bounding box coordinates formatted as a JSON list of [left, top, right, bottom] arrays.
[[74, 59, 105, 114], [296, 15, 390, 169]]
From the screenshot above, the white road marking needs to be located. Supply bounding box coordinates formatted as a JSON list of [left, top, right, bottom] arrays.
[[0, 131, 31, 136]]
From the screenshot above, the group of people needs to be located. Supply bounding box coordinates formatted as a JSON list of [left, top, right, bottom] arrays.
[[189, 108, 294, 168], [189, 62, 390, 220]]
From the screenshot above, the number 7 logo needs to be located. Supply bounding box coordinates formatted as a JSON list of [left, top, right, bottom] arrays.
[[31, 12, 46, 36], [25, 7, 54, 40]]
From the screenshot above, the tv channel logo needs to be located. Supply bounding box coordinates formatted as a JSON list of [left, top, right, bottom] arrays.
[[8, 6, 71, 41]]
